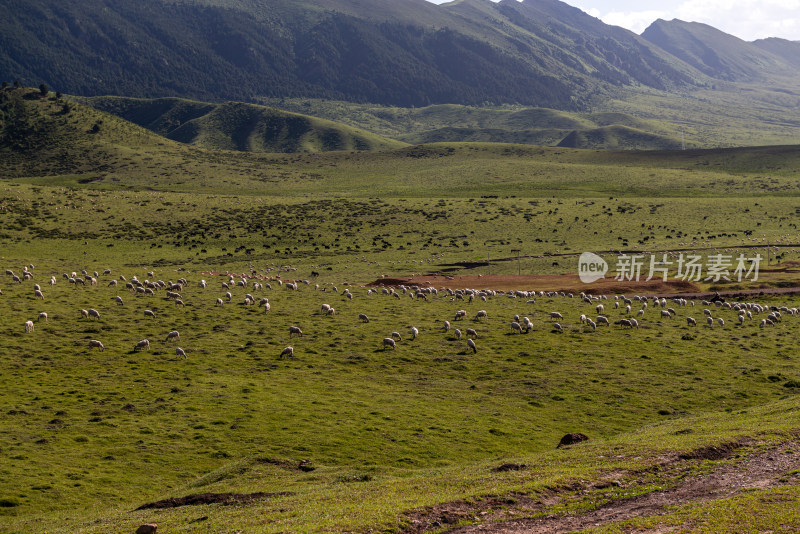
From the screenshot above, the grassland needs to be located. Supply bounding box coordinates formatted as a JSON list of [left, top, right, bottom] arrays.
[[2, 90, 800, 533]]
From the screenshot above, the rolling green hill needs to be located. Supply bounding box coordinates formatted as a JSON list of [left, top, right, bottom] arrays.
[[556, 124, 684, 150], [81, 96, 407, 153]]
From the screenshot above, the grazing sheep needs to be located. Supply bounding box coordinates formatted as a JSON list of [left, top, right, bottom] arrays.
[[88, 309, 100, 320], [619, 319, 632, 328], [585, 318, 596, 330], [391, 331, 402, 341], [264, 302, 271, 313], [553, 322, 563, 332], [383, 337, 396, 350], [175, 347, 187, 359], [629, 318, 639, 329], [80, 309, 89, 319], [443, 320, 451, 332], [510, 321, 523, 334], [165, 330, 180, 342], [321, 303, 331, 314], [596, 304, 604, 314], [411, 327, 419, 340], [279, 346, 294, 358], [289, 326, 303, 338], [358, 313, 370, 323], [200, 280, 207, 288], [34, 289, 44, 300], [637, 309, 645, 318], [175, 299, 184, 307], [454, 328, 462, 340], [738, 315, 745, 325], [454, 309, 467, 320], [474, 310, 488, 321], [326, 307, 335, 316], [88, 340, 104, 351], [465, 328, 478, 338], [717, 317, 725, 328], [579, 314, 587, 323], [25, 320, 34, 333], [134, 339, 151, 351], [114, 296, 124, 306], [216, 298, 224, 306], [144, 310, 156, 318], [707, 316, 714, 327], [550, 312, 563, 320], [467, 338, 477, 353], [687, 317, 697, 326], [596, 316, 609, 326], [660, 310, 672, 319], [38, 312, 48, 322]]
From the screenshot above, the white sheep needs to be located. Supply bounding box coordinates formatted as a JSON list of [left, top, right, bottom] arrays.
[[596, 316, 609, 326], [687, 317, 696, 326], [216, 298, 224, 306], [88, 340, 104, 351], [383, 337, 396, 350], [550, 312, 563, 320], [175, 299, 184, 307], [717, 317, 725, 328], [280, 346, 294, 358], [176, 347, 187, 359], [510, 321, 523, 334], [585, 318, 596, 330], [34, 289, 44, 300], [264, 302, 271, 313], [134, 339, 151, 351], [80, 309, 89, 319], [454, 309, 467, 320], [465, 328, 478, 338], [38, 312, 48, 322], [411, 327, 419, 340], [289, 326, 303, 338], [596, 304, 604, 314], [467, 338, 477, 353], [88, 309, 100, 320], [454, 328, 462, 340], [629, 318, 639, 329], [553, 322, 563, 332], [165, 330, 180, 342], [443, 320, 451, 332], [144, 310, 156, 318], [707, 316, 714, 327], [114, 296, 124, 306], [391, 331, 402, 341], [358, 313, 370, 323], [474, 310, 488, 321], [25, 320, 34, 333]]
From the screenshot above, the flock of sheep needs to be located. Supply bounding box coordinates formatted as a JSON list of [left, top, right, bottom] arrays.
[[5, 264, 797, 363]]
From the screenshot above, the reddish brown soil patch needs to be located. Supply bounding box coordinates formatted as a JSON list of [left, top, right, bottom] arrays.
[[369, 273, 800, 299], [369, 274, 700, 294], [135, 491, 292, 510], [401, 440, 800, 534]]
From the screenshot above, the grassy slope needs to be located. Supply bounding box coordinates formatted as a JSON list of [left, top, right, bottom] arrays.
[[2, 90, 800, 532], [80, 96, 407, 153]]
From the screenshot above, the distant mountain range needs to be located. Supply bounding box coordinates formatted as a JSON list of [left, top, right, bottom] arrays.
[[2, 0, 798, 110]]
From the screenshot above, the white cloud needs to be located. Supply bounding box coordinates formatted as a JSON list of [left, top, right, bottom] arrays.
[[579, 0, 800, 41], [597, 10, 671, 34]]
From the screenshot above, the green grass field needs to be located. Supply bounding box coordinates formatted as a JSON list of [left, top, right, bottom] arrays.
[[2, 91, 800, 533]]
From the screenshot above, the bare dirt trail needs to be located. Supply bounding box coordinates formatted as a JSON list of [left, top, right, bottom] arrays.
[[369, 273, 800, 300], [401, 441, 800, 534]]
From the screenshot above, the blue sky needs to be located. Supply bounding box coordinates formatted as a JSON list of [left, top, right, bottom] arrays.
[[425, 0, 800, 41]]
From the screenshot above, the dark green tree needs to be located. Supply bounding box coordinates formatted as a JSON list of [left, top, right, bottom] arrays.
[[39, 83, 49, 97]]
